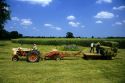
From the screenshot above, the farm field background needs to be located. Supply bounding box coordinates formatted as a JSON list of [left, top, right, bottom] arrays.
[[12, 38, 125, 48], [0, 40, 125, 83]]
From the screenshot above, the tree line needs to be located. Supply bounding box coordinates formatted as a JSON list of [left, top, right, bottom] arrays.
[[0, 0, 22, 40], [0, 30, 23, 40]]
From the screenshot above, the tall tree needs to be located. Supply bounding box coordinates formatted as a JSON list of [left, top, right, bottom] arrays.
[[66, 32, 74, 38], [0, 0, 23, 40], [0, 0, 11, 39], [0, 0, 10, 30]]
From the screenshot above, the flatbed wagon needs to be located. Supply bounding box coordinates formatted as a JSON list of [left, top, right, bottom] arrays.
[[83, 53, 112, 60]]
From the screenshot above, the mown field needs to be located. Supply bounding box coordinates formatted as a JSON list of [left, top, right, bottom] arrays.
[[0, 40, 125, 83]]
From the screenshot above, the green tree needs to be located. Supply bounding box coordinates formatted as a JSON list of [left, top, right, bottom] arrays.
[[0, 0, 10, 39], [0, 0, 10, 30], [0, 29, 10, 39], [10, 31, 19, 39], [66, 32, 74, 38], [91, 36, 94, 39], [9, 31, 23, 39]]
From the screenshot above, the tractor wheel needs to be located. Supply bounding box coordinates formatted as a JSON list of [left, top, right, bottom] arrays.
[[12, 55, 19, 61], [27, 50, 40, 62], [54, 55, 61, 61], [44, 56, 47, 60]]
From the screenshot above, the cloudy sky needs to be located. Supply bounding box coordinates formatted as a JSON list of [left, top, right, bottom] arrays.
[[5, 0, 125, 37]]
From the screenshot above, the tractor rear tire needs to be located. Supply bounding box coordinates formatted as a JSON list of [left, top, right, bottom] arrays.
[[12, 55, 19, 61], [27, 50, 40, 62]]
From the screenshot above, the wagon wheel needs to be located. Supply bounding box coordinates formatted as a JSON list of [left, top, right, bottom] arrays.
[[27, 50, 40, 62], [12, 55, 19, 61], [54, 55, 61, 61], [56, 56, 61, 61]]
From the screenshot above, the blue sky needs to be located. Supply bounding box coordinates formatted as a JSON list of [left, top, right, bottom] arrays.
[[5, 0, 125, 37]]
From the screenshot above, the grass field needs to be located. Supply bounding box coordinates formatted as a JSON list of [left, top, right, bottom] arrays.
[[0, 41, 125, 83]]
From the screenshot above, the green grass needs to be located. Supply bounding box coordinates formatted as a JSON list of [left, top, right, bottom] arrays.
[[0, 41, 125, 83]]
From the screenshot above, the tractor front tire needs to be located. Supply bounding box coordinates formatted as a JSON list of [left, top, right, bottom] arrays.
[[27, 50, 40, 62], [12, 55, 19, 61]]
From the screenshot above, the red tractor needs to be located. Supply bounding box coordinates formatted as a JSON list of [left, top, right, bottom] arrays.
[[12, 48, 41, 62], [12, 48, 64, 62]]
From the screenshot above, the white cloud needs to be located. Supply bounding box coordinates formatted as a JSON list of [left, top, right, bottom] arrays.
[[96, 0, 112, 4], [21, 19, 32, 26], [17, 0, 52, 7], [94, 11, 114, 19], [96, 20, 103, 24], [113, 20, 125, 26], [12, 17, 20, 21], [52, 26, 62, 30], [11, 17, 33, 27], [112, 22, 122, 26], [123, 20, 125, 23], [68, 21, 80, 27], [113, 6, 125, 10], [44, 24, 53, 27], [66, 15, 76, 20], [44, 23, 62, 30], [115, 22, 122, 25], [55, 27, 62, 30], [66, 15, 85, 28]]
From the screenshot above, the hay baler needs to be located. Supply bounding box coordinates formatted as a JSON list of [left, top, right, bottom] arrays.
[[44, 51, 64, 60]]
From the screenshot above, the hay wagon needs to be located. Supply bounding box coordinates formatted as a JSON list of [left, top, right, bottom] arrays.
[[83, 46, 118, 60]]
